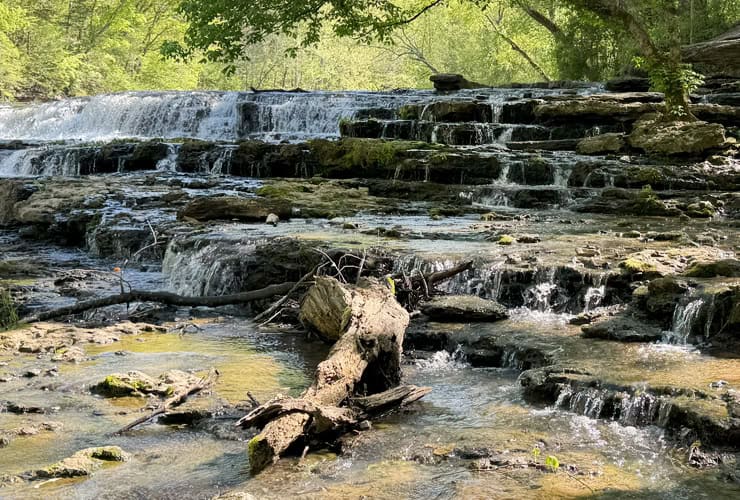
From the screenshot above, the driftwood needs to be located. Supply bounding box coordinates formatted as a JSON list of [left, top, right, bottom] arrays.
[[237, 385, 430, 431], [113, 368, 218, 435], [20, 282, 295, 323], [241, 276, 420, 474]]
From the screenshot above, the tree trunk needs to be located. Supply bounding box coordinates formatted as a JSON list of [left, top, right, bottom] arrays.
[[244, 276, 412, 474]]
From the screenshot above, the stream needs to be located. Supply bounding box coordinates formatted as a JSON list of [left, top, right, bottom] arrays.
[[1, 87, 739, 498]]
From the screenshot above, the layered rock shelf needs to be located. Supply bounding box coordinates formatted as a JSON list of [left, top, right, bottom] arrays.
[[1, 83, 739, 496]]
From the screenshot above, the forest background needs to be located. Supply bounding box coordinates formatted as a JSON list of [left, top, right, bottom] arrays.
[[0, 0, 738, 101]]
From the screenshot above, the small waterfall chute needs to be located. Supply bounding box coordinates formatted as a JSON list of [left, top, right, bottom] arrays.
[[663, 298, 704, 344]]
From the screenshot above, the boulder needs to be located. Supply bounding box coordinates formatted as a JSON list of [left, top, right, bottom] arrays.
[[628, 117, 726, 155], [430, 74, 487, 91], [420, 295, 508, 322], [0, 180, 36, 226], [684, 259, 740, 278], [534, 99, 659, 123], [576, 133, 626, 155], [91, 370, 201, 398], [25, 446, 129, 480], [582, 316, 663, 342], [643, 278, 690, 323], [178, 196, 292, 222]]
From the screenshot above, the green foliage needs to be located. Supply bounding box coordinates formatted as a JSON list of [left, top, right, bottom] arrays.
[[0, 288, 18, 331], [0, 0, 737, 99], [635, 57, 704, 118], [553, 8, 631, 81]]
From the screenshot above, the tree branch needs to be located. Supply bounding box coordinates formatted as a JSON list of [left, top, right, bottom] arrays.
[[20, 283, 295, 323]]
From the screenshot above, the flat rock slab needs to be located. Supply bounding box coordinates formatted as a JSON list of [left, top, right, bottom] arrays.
[[582, 315, 663, 343], [420, 295, 508, 322]]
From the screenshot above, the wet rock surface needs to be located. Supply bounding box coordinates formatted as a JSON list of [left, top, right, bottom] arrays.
[[420, 295, 508, 322]]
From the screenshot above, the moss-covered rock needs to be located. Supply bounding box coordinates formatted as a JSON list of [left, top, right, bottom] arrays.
[[91, 371, 160, 397], [177, 196, 292, 223], [26, 446, 129, 480], [91, 369, 200, 398], [497, 235, 515, 245], [576, 133, 626, 155], [628, 117, 726, 156], [685, 259, 740, 278], [619, 258, 659, 275]]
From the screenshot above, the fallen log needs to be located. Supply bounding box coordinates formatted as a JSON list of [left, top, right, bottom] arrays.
[[20, 282, 295, 323], [242, 276, 419, 474], [113, 368, 218, 435]]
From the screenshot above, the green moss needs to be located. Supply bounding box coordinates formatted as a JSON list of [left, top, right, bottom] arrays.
[[89, 446, 128, 462], [308, 138, 435, 174], [398, 105, 420, 120], [94, 374, 153, 397], [256, 184, 310, 198], [628, 166, 663, 185], [0, 288, 18, 331], [684, 259, 740, 278], [497, 235, 515, 245], [620, 258, 658, 274], [629, 185, 672, 216]]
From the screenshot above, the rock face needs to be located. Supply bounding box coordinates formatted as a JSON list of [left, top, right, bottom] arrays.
[[177, 196, 292, 222], [420, 295, 509, 322], [605, 77, 651, 93], [628, 117, 726, 155], [576, 133, 626, 155]]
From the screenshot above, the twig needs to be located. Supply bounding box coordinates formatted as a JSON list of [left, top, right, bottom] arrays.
[[314, 249, 347, 283], [253, 266, 318, 323], [355, 249, 367, 285], [247, 392, 261, 408]]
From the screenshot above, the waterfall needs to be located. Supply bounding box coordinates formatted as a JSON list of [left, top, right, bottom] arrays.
[[663, 299, 704, 344], [554, 384, 674, 429], [156, 144, 180, 171], [0, 86, 600, 144], [523, 269, 559, 313], [583, 274, 607, 313]]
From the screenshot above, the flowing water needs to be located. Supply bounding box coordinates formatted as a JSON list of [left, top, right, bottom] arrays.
[[1, 88, 739, 498]]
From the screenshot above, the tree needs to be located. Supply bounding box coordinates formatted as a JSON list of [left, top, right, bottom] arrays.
[[166, 0, 732, 117], [562, 0, 701, 119]]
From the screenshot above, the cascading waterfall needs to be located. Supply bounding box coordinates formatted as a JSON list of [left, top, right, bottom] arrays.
[[664, 298, 705, 344], [0, 86, 600, 144], [155, 144, 180, 171], [583, 274, 607, 313], [162, 236, 270, 296], [523, 268, 559, 313], [554, 384, 674, 429]]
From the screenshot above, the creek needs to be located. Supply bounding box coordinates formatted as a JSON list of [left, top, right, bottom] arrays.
[[0, 86, 739, 498]]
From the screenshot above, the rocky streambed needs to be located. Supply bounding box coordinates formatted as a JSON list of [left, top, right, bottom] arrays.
[[1, 83, 740, 498]]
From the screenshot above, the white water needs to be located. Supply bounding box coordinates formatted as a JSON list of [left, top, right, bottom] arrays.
[[663, 298, 704, 344], [0, 87, 601, 144]]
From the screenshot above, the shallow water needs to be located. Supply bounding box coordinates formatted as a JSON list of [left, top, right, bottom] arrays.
[[2, 316, 738, 499]]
